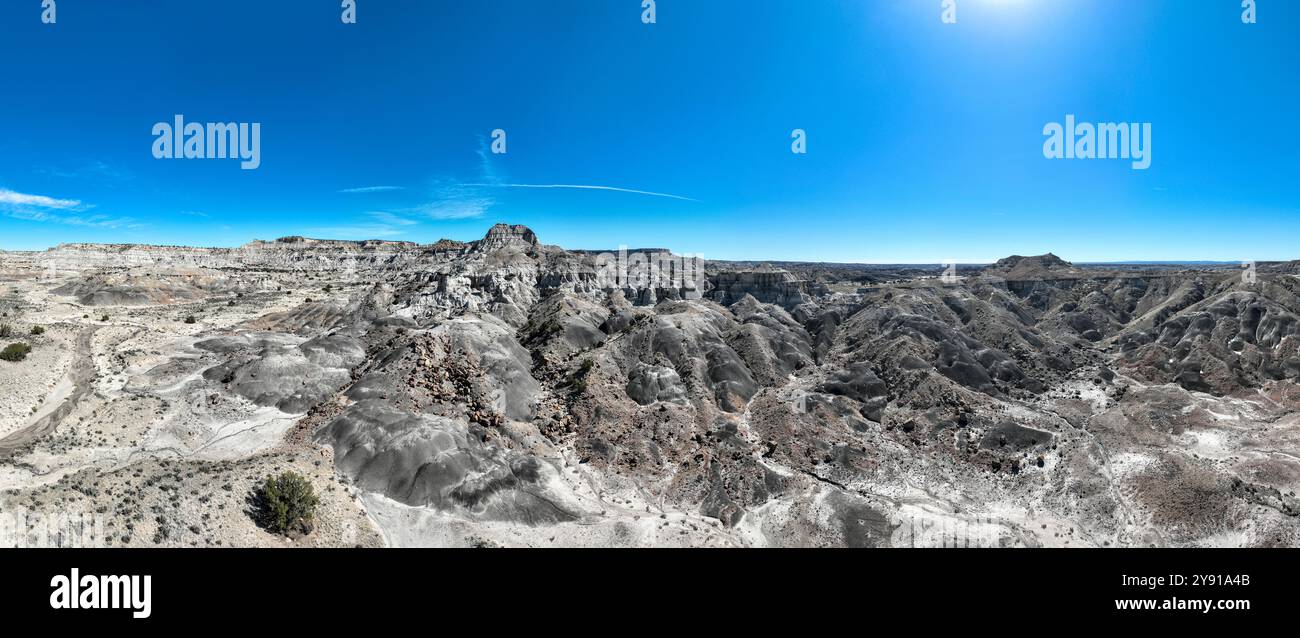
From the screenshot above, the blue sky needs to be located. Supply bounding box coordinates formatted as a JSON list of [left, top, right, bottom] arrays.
[[0, 0, 1297, 262]]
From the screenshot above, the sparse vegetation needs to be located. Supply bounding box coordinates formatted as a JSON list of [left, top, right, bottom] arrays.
[[0, 323, 11, 338], [1, 342, 32, 362], [249, 471, 319, 537], [568, 357, 596, 393], [30, 325, 45, 335], [184, 315, 197, 324], [100, 314, 109, 322]]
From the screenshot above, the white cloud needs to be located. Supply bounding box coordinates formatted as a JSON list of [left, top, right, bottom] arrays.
[[0, 187, 137, 229], [411, 199, 492, 220], [307, 211, 421, 240], [365, 211, 418, 226], [5, 208, 138, 229], [0, 188, 81, 209], [339, 186, 404, 194], [405, 180, 494, 220]]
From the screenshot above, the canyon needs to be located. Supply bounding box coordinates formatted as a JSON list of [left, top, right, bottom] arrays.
[[0, 224, 1297, 547]]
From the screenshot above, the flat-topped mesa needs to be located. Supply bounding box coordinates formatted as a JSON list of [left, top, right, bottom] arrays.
[[991, 253, 1072, 271], [253, 237, 421, 250], [982, 252, 1086, 283], [40, 243, 226, 270], [475, 224, 539, 251], [426, 238, 469, 253], [51, 242, 210, 252]]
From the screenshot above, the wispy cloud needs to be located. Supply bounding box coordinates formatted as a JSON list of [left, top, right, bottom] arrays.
[[306, 224, 407, 239], [36, 160, 133, 186], [0, 187, 138, 229], [390, 137, 694, 224], [462, 183, 698, 202], [366, 210, 418, 226], [0, 188, 81, 209], [405, 179, 495, 220], [339, 186, 404, 194], [307, 211, 417, 239], [475, 134, 504, 186], [10, 209, 143, 229]]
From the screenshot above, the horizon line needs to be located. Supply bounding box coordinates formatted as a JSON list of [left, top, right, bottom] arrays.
[[0, 235, 1283, 267]]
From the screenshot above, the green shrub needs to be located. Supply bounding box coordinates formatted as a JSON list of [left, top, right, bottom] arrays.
[[30, 325, 45, 336], [250, 471, 319, 537], [184, 315, 197, 324], [568, 358, 596, 393], [0, 324, 12, 338], [100, 315, 109, 322], [0, 343, 32, 362]]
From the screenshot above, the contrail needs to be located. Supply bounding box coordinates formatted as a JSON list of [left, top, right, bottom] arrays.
[[462, 183, 697, 202], [338, 186, 404, 194]]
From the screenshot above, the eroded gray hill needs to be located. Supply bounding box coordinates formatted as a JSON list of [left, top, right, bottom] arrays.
[[2, 225, 1298, 547]]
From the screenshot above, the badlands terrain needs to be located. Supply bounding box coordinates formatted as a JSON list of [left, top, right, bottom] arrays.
[[1, 224, 1298, 547]]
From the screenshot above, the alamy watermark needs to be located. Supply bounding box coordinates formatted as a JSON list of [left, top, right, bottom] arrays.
[[940, 261, 959, 285], [0, 507, 106, 548], [1043, 115, 1151, 170], [941, 0, 957, 24], [152, 115, 261, 170], [594, 246, 705, 292], [890, 511, 1021, 548], [50, 568, 151, 619]]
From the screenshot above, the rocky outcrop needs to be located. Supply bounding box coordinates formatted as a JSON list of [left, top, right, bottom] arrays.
[[475, 223, 539, 251], [708, 268, 827, 309]]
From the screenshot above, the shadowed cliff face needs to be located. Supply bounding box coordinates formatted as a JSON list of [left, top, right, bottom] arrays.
[[5, 235, 1300, 547]]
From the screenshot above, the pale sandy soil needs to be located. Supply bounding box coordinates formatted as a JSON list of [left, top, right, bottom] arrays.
[[0, 270, 382, 548], [0, 325, 73, 439]]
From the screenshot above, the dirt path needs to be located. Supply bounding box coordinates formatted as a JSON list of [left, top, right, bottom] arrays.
[[0, 326, 98, 460]]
